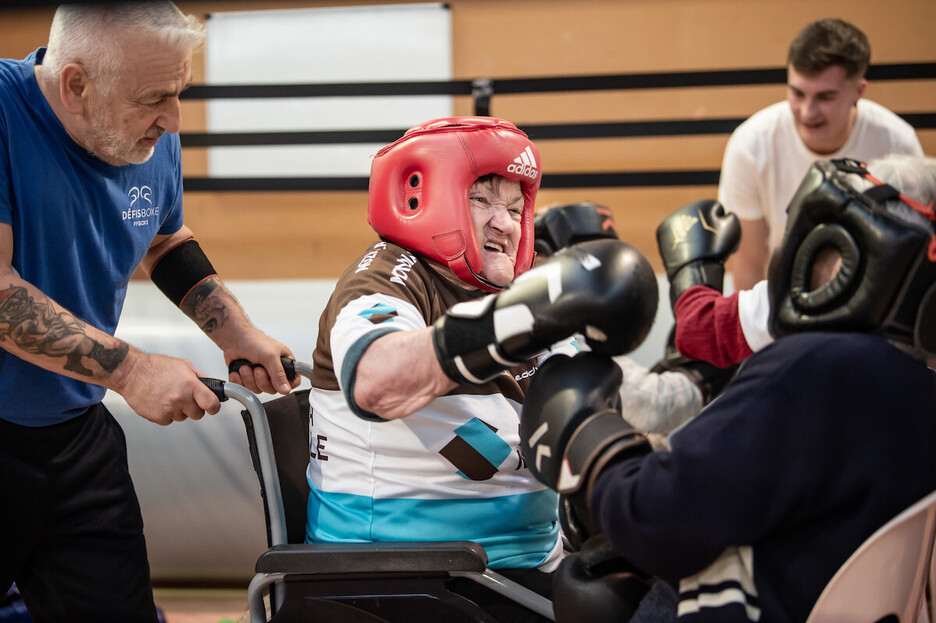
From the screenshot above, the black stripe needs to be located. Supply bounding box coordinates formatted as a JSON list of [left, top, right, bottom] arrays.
[[526, 113, 935, 136], [183, 177, 371, 192], [679, 579, 760, 607], [523, 119, 744, 139], [866, 63, 936, 81], [490, 68, 785, 93], [541, 171, 721, 188], [180, 129, 404, 147], [182, 170, 721, 192], [180, 63, 936, 100], [182, 80, 474, 100], [898, 113, 936, 129]]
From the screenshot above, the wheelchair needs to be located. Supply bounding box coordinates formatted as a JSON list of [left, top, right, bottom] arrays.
[[205, 359, 555, 623]]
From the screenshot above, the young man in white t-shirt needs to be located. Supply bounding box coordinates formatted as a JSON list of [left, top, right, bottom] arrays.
[[719, 18, 923, 290]]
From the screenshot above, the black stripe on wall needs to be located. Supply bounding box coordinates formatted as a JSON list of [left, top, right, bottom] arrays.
[[182, 170, 722, 192], [180, 62, 936, 100]]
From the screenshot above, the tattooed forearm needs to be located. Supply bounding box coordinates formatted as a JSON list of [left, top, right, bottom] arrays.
[[0, 285, 128, 378], [85, 340, 129, 373], [180, 277, 233, 335]]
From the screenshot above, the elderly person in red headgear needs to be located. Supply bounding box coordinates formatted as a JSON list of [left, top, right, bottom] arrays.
[[304, 117, 659, 621]]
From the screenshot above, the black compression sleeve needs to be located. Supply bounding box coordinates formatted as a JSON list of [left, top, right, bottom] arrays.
[[149, 239, 218, 308]]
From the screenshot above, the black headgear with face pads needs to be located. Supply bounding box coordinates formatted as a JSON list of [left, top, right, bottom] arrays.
[[533, 202, 619, 257], [768, 158, 936, 358]]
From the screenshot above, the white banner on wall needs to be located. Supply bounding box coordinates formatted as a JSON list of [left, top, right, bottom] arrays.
[[205, 3, 453, 178]]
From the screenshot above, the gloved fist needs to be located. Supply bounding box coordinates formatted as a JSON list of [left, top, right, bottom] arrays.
[[519, 352, 652, 536], [553, 535, 651, 623], [533, 201, 618, 257], [656, 199, 740, 309], [433, 239, 658, 384], [650, 326, 739, 405]]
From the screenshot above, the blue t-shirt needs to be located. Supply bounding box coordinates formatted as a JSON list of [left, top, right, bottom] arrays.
[[0, 49, 184, 426]]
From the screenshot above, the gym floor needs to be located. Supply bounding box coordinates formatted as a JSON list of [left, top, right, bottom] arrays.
[[154, 588, 250, 623]]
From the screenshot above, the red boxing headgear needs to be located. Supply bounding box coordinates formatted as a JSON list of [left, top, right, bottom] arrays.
[[368, 117, 541, 292]]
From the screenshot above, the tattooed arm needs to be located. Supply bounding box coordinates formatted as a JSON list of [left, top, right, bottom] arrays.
[[0, 223, 220, 425], [142, 225, 297, 395]]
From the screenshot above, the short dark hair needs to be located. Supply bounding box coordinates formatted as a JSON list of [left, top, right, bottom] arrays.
[[787, 18, 870, 79]]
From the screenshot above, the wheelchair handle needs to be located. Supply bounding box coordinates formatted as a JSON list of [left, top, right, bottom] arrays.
[[197, 376, 289, 546], [200, 377, 227, 402]]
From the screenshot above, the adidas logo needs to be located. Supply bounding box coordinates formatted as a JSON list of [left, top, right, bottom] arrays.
[[507, 146, 539, 180], [669, 214, 699, 249]]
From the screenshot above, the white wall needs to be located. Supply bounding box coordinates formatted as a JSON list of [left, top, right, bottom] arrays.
[[204, 4, 453, 178]]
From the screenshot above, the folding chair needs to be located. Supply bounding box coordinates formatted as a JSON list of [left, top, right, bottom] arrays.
[[805, 489, 936, 623], [206, 360, 555, 622]]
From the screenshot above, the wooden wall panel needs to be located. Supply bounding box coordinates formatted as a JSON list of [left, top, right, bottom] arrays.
[[177, 187, 727, 278], [2, 0, 933, 278], [182, 191, 372, 279]]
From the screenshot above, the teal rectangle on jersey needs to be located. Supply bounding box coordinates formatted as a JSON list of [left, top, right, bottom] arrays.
[[455, 417, 512, 468]]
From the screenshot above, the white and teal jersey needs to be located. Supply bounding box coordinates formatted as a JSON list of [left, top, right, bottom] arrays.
[[305, 240, 572, 570]]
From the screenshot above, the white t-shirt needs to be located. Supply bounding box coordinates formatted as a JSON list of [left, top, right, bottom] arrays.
[[738, 280, 773, 353], [718, 99, 923, 251]]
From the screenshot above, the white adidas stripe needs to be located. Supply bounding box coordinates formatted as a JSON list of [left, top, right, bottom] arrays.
[[513, 146, 537, 169]]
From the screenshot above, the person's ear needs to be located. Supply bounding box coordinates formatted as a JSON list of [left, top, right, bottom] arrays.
[[854, 78, 867, 101], [59, 63, 91, 114]]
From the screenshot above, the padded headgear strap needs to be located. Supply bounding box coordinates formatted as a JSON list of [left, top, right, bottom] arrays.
[[367, 117, 541, 292], [768, 158, 936, 358]]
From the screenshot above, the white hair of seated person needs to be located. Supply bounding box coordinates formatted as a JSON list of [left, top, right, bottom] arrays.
[[613, 355, 703, 437], [863, 154, 936, 223], [855, 154, 936, 366], [567, 335, 704, 442]]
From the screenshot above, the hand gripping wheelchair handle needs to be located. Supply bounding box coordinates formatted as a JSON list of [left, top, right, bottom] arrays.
[[227, 356, 299, 382]]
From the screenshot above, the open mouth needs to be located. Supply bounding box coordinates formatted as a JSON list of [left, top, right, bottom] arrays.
[[801, 120, 826, 130], [484, 241, 505, 253]]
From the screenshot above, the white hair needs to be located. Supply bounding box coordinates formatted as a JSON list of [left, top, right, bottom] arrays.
[[863, 153, 936, 230], [859, 154, 936, 362], [42, 2, 205, 96]]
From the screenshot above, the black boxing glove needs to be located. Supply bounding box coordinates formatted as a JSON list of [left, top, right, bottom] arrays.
[[432, 238, 658, 384], [519, 352, 652, 535], [656, 199, 741, 309], [650, 326, 739, 405], [552, 535, 651, 623], [558, 495, 589, 551], [533, 201, 619, 257]]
